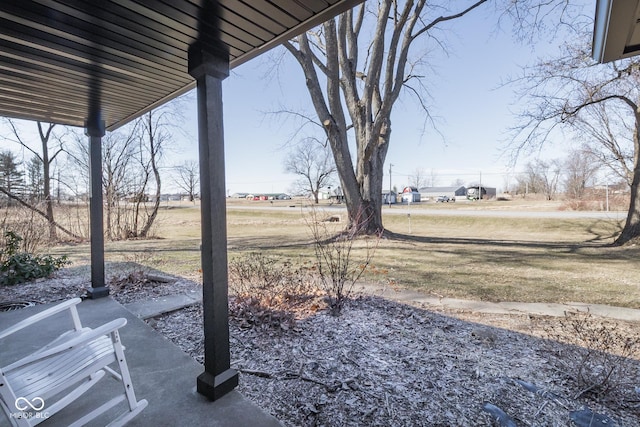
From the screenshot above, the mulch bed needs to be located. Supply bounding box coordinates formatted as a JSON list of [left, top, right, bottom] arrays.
[[3, 265, 640, 426]]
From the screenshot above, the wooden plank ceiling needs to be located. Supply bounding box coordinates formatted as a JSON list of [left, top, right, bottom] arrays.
[[0, 0, 361, 131]]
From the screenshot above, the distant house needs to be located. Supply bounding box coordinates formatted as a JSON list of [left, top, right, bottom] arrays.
[[419, 186, 466, 201], [159, 193, 184, 202], [230, 192, 249, 199], [256, 193, 291, 200], [382, 190, 397, 204], [466, 186, 497, 200], [401, 186, 421, 203], [318, 187, 345, 202], [330, 187, 345, 203], [317, 188, 332, 200]]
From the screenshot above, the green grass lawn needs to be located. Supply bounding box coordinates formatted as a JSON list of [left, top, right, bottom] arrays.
[[49, 202, 640, 308]]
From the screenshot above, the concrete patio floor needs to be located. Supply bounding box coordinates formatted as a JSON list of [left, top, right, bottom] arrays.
[[0, 297, 282, 427]]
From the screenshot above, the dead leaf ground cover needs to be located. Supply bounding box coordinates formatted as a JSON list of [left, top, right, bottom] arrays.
[[3, 266, 639, 426]]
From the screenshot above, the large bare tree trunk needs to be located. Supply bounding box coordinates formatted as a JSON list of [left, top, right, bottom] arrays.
[[138, 111, 163, 238], [616, 122, 640, 245], [140, 118, 161, 237], [37, 123, 57, 241], [285, 2, 487, 234]]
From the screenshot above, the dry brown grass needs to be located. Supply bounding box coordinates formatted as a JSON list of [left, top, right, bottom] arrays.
[[367, 214, 637, 306], [35, 199, 640, 308]]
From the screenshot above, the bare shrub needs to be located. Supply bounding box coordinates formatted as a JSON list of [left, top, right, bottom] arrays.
[[0, 205, 49, 253], [109, 203, 161, 241], [55, 203, 89, 240], [0, 202, 88, 250], [608, 194, 631, 211], [540, 310, 640, 405], [306, 208, 381, 316], [560, 199, 600, 211], [560, 193, 630, 212], [228, 253, 320, 329]]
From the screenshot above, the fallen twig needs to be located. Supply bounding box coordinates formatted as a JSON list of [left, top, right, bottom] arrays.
[[238, 368, 274, 378]]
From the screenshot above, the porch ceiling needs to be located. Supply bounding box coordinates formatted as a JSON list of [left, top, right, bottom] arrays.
[[0, 0, 361, 131]]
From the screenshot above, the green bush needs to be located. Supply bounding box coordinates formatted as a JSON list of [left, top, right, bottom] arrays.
[[0, 231, 69, 286]]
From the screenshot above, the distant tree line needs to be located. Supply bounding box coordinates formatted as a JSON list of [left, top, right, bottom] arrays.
[[490, 146, 631, 207]]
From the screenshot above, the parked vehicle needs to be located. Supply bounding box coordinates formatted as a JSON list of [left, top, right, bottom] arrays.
[[436, 195, 450, 203]]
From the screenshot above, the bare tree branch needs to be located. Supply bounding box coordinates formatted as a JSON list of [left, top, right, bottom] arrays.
[[509, 23, 640, 244], [280, 0, 578, 233], [0, 186, 82, 240]]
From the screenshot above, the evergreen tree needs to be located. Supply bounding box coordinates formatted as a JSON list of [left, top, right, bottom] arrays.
[[0, 151, 25, 203], [26, 156, 44, 202]]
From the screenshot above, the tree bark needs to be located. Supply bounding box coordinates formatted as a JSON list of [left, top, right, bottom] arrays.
[[37, 123, 58, 241], [615, 118, 640, 245], [285, 2, 487, 234], [139, 111, 162, 238]]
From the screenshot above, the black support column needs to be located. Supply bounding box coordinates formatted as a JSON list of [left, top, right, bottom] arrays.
[[188, 42, 238, 400], [86, 113, 109, 299]]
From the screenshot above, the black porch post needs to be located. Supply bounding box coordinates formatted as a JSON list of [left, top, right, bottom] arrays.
[[85, 113, 109, 299], [188, 42, 238, 400]]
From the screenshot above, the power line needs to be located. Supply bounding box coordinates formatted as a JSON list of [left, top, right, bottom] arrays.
[[389, 170, 523, 178]]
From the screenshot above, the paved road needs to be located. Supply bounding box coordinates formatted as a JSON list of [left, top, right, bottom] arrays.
[[383, 207, 627, 220], [227, 203, 627, 220]]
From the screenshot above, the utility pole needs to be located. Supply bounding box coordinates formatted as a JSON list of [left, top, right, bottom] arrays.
[[56, 164, 61, 204], [389, 163, 393, 206]]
